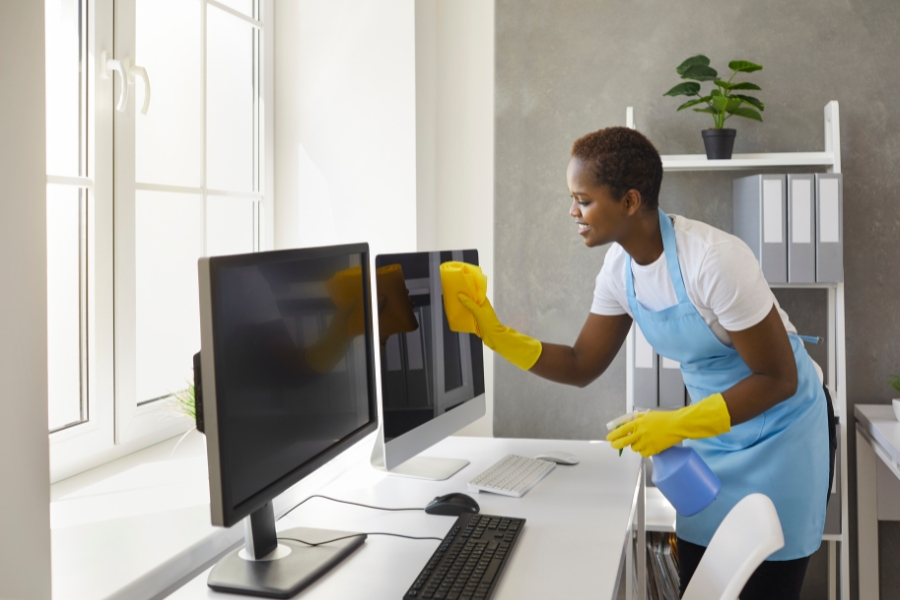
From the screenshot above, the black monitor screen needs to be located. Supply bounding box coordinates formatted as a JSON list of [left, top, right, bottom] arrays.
[[208, 246, 377, 517], [375, 250, 485, 441]]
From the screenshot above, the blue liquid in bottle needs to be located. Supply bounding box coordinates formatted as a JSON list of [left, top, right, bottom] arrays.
[[651, 446, 720, 517]]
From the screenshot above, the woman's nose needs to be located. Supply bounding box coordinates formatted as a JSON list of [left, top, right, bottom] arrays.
[[569, 199, 580, 218]]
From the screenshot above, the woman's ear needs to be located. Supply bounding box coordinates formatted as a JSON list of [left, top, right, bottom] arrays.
[[623, 189, 644, 216]]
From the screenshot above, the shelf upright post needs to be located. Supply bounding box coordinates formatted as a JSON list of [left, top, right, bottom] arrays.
[[825, 101, 841, 175], [624, 107, 636, 413], [824, 100, 849, 600]]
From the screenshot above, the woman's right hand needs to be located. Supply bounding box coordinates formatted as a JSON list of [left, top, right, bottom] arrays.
[[457, 294, 542, 371]]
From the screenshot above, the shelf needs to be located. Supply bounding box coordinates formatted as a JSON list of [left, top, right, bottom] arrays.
[[661, 151, 835, 172], [645, 487, 676, 533], [769, 282, 841, 290]]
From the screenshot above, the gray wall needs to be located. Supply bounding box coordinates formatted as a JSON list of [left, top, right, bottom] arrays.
[[494, 0, 900, 597], [0, 2, 52, 598]]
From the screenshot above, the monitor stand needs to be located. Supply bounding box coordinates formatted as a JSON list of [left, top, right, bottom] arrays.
[[207, 501, 366, 599], [380, 455, 470, 480], [370, 431, 469, 480]]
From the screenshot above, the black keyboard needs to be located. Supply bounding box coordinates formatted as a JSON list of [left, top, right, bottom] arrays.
[[403, 513, 525, 600]]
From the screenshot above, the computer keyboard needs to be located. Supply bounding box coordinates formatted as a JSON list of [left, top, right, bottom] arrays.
[[403, 512, 525, 600], [467, 454, 555, 498]]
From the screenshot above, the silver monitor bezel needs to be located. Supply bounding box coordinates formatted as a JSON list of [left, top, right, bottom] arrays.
[[370, 249, 486, 472]]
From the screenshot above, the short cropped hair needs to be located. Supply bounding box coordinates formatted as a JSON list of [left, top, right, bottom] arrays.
[[571, 127, 663, 211]]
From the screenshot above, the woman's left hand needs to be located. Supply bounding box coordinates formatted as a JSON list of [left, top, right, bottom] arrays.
[[607, 393, 732, 457]]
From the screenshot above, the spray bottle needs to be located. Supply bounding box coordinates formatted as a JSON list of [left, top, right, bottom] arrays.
[[607, 412, 721, 517]]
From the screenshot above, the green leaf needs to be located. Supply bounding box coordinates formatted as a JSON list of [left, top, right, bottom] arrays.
[[714, 79, 739, 90], [710, 96, 729, 113], [889, 374, 900, 394], [727, 106, 763, 122], [664, 81, 701, 96], [727, 82, 762, 91], [729, 60, 763, 73], [733, 94, 764, 111], [726, 98, 742, 112], [676, 97, 710, 111], [680, 64, 718, 81], [692, 108, 716, 114], [676, 55, 710, 75], [710, 88, 722, 97]]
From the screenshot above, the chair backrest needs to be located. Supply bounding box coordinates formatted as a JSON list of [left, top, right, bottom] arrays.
[[682, 493, 784, 600]]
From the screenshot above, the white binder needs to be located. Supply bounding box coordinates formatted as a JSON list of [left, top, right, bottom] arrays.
[[633, 323, 658, 409], [733, 174, 788, 283], [658, 356, 686, 409], [787, 174, 816, 283], [815, 173, 843, 282]]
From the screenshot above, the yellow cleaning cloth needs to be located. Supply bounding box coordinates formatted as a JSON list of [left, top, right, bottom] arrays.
[[375, 264, 419, 339], [326, 264, 420, 339], [440, 261, 488, 334]]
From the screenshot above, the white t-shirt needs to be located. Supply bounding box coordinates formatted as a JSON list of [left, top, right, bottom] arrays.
[[591, 215, 796, 346]]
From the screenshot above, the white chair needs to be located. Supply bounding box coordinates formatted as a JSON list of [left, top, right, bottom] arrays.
[[682, 493, 784, 600]]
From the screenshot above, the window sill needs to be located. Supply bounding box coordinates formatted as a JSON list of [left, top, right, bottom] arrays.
[[50, 428, 375, 600]]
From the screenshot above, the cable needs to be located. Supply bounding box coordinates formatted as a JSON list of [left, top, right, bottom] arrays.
[[281, 494, 424, 520], [277, 495, 439, 547], [279, 532, 442, 547]]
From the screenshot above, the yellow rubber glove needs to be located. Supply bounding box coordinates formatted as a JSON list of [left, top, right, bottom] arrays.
[[440, 262, 488, 334], [304, 303, 355, 373], [606, 393, 732, 457], [457, 294, 542, 371], [325, 266, 366, 337]]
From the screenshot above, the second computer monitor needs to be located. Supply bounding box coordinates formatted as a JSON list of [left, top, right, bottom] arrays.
[[370, 249, 485, 480]]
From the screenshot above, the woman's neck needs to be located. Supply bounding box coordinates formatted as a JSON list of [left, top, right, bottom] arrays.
[[619, 211, 664, 266]]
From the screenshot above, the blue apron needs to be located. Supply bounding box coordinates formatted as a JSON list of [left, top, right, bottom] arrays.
[[625, 209, 829, 560]]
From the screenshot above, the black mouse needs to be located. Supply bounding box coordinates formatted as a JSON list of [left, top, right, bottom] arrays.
[[425, 493, 480, 516]]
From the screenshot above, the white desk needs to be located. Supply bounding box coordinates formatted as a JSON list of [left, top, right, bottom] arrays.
[[854, 404, 900, 600], [168, 436, 642, 600]]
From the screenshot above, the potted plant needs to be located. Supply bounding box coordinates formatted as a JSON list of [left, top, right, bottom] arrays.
[[664, 55, 765, 160], [173, 383, 197, 423], [164, 383, 202, 455], [888, 374, 900, 421]]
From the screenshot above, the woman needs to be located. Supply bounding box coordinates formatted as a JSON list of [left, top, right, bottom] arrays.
[[457, 127, 833, 599]]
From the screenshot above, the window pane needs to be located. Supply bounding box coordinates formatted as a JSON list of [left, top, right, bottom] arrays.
[[207, 6, 255, 192], [45, 0, 84, 176], [135, 191, 203, 403], [47, 185, 84, 430], [207, 196, 256, 257], [135, 0, 202, 187]]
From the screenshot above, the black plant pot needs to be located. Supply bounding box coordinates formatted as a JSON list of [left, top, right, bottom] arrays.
[[701, 128, 736, 160]]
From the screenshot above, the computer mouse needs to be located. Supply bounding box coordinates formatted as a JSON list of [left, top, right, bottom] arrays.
[[534, 451, 580, 465], [425, 493, 480, 516]]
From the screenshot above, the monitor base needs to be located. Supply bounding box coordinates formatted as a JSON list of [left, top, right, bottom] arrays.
[[382, 456, 470, 481], [207, 527, 366, 599]]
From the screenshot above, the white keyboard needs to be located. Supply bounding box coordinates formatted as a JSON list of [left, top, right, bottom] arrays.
[[467, 454, 556, 498]]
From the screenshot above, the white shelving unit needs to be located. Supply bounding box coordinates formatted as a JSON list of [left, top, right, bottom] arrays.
[[624, 102, 849, 600]]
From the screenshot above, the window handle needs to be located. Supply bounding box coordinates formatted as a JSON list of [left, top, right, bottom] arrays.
[[101, 51, 128, 112], [127, 63, 151, 116]]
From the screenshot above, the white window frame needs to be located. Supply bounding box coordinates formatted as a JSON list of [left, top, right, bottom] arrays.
[[49, 0, 274, 482]]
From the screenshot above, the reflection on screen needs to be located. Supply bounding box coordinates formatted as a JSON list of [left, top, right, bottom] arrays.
[[212, 253, 373, 508], [375, 250, 485, 441]]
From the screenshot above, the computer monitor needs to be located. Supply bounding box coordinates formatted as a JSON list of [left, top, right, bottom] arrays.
[[369, 249, 486, 480], [197, 243, 379, 598]]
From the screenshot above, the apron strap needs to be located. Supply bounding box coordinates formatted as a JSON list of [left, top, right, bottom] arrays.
[[626, 209, 690, 306], [659, 208, 690, 305]]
